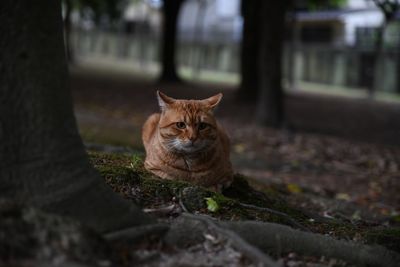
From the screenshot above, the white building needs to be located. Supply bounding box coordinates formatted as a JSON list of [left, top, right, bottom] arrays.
[[120, 0, 388, 46], [177, 0, 386, 46], [294, 0, 384, 46], [178, 0, 241, 42]]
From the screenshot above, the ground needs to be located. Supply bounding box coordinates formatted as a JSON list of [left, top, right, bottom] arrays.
[[2, 149, 398, 266], [71, 65, 400, 225], [35, 64, 398, 266]]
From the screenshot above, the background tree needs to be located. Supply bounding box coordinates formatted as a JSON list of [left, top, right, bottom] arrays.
[[63, 0, 186, 83], [370, 0, 400, 96], [64, 0, 74, 62], [62, 0, 125, 63], [159, 0, 186, 82], [0, 0, 150, 233], [255, 0, 292, 126], [238, 0, 347, 127], [237, 0, 293, 126], [237, 0, 262, 102]]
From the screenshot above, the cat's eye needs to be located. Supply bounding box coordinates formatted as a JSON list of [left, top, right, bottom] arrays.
[[176, 122, 186, 129], [198, 122, 208, 130]]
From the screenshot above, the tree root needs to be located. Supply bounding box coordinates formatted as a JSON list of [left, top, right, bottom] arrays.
[[167, 213, 280, 267], [103, 213, 400, 267], [104, 223, 169, 243], [238, 202, 309, 232], [222, 220, 400, 267], [143, 204, 178, 216], [178, 190, 190, 212]]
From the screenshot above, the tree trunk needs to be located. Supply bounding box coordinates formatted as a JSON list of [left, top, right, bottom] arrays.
[[371, 1, 400, 95], [287, 12, 300, 91], [370, 21, 387, 98], [237, 0, 262, 102], [64, 0, 74, 63], [159, 0, 185, 83], [256, 1, 291, 127], [0, 0, 151, 233], [192, 0, 208, 79]]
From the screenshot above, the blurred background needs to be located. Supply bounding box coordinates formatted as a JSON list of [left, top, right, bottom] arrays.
[[66, 0, 400, 98], [64, 0, 400, 219]]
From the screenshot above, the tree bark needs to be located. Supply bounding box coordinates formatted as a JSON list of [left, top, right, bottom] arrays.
[[159, 0, 185, 83], [237, 0, 262, 102], [0, 0, 151, 233], [256, 1, 291, 127], [223, 220, 400, 267]]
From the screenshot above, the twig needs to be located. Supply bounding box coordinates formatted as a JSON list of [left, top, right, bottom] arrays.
[[238, 202, 309, 232], [143, 204, 177, 216], [178, 190, 190, 213]]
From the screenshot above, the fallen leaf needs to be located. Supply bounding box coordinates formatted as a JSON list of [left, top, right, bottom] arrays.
[[233, 143, 246, 154], [287, 183, 302, 194], [205, 197, 219, 212], [335, 193, 351, 201]]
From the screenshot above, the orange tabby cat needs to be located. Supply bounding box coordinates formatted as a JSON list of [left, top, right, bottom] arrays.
[[142, 91, 233, 191]]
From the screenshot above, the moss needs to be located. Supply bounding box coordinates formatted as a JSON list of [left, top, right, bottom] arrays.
[[88, 151, 133, 169], [88, 151, 400, 251], [88, 151, 314, 225], [364, 227, 400, 253], [79, 123, 143, 150]]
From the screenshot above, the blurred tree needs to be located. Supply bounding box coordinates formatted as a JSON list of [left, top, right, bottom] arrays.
[[63, 0, 186, 82], [238, 0, 346, 127], [370, 0, 400, 95], [62, 0, 126, 63], [159, 0, 186, 82], [64, 0, 74, 62], [0, 0, 150, 233], [307, 0, 347, 10], [237, 0, 292, 126], [237, 0, 261, 102], [255, 0, 292, 126]]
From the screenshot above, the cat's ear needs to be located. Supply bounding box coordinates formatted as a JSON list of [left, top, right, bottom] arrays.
[[203, 93, 223, 110], [157, 90, 175, 112]]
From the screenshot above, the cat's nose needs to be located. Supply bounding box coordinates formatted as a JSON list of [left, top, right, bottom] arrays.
[[188, 133, 197, 143], [188, 139, 196, 146]]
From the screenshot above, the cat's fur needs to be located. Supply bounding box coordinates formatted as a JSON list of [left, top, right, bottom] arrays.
[[142, 91, 233, 191]]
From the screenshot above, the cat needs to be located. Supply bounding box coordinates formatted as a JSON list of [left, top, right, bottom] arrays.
[[142, 91, 233, 192]]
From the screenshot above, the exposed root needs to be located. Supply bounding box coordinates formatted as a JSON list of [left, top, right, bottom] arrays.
[[178, 190, 190, 213], [143, 204, 178, 216], [104, 223, 169, 243], [238, 202, 309, 232], [167, 213, 280, 267], [222, 220, 400, 267]]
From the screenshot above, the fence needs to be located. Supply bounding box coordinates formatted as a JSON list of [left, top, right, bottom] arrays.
[[284, 44, 400, 93], [71, 28, 400, 94]]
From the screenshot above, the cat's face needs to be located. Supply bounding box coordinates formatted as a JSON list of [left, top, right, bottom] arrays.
[[156, 91, 222, 154]]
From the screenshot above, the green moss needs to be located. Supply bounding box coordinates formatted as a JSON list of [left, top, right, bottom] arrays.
[[88, 150, 400, 252], [89, 151, 313, 225], [364, 227, 400, 253], [79, 123, 143, 150], [223, 175, 310, 223]]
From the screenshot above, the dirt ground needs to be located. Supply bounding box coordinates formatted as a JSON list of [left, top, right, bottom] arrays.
[[70, 65, 400, 224]]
